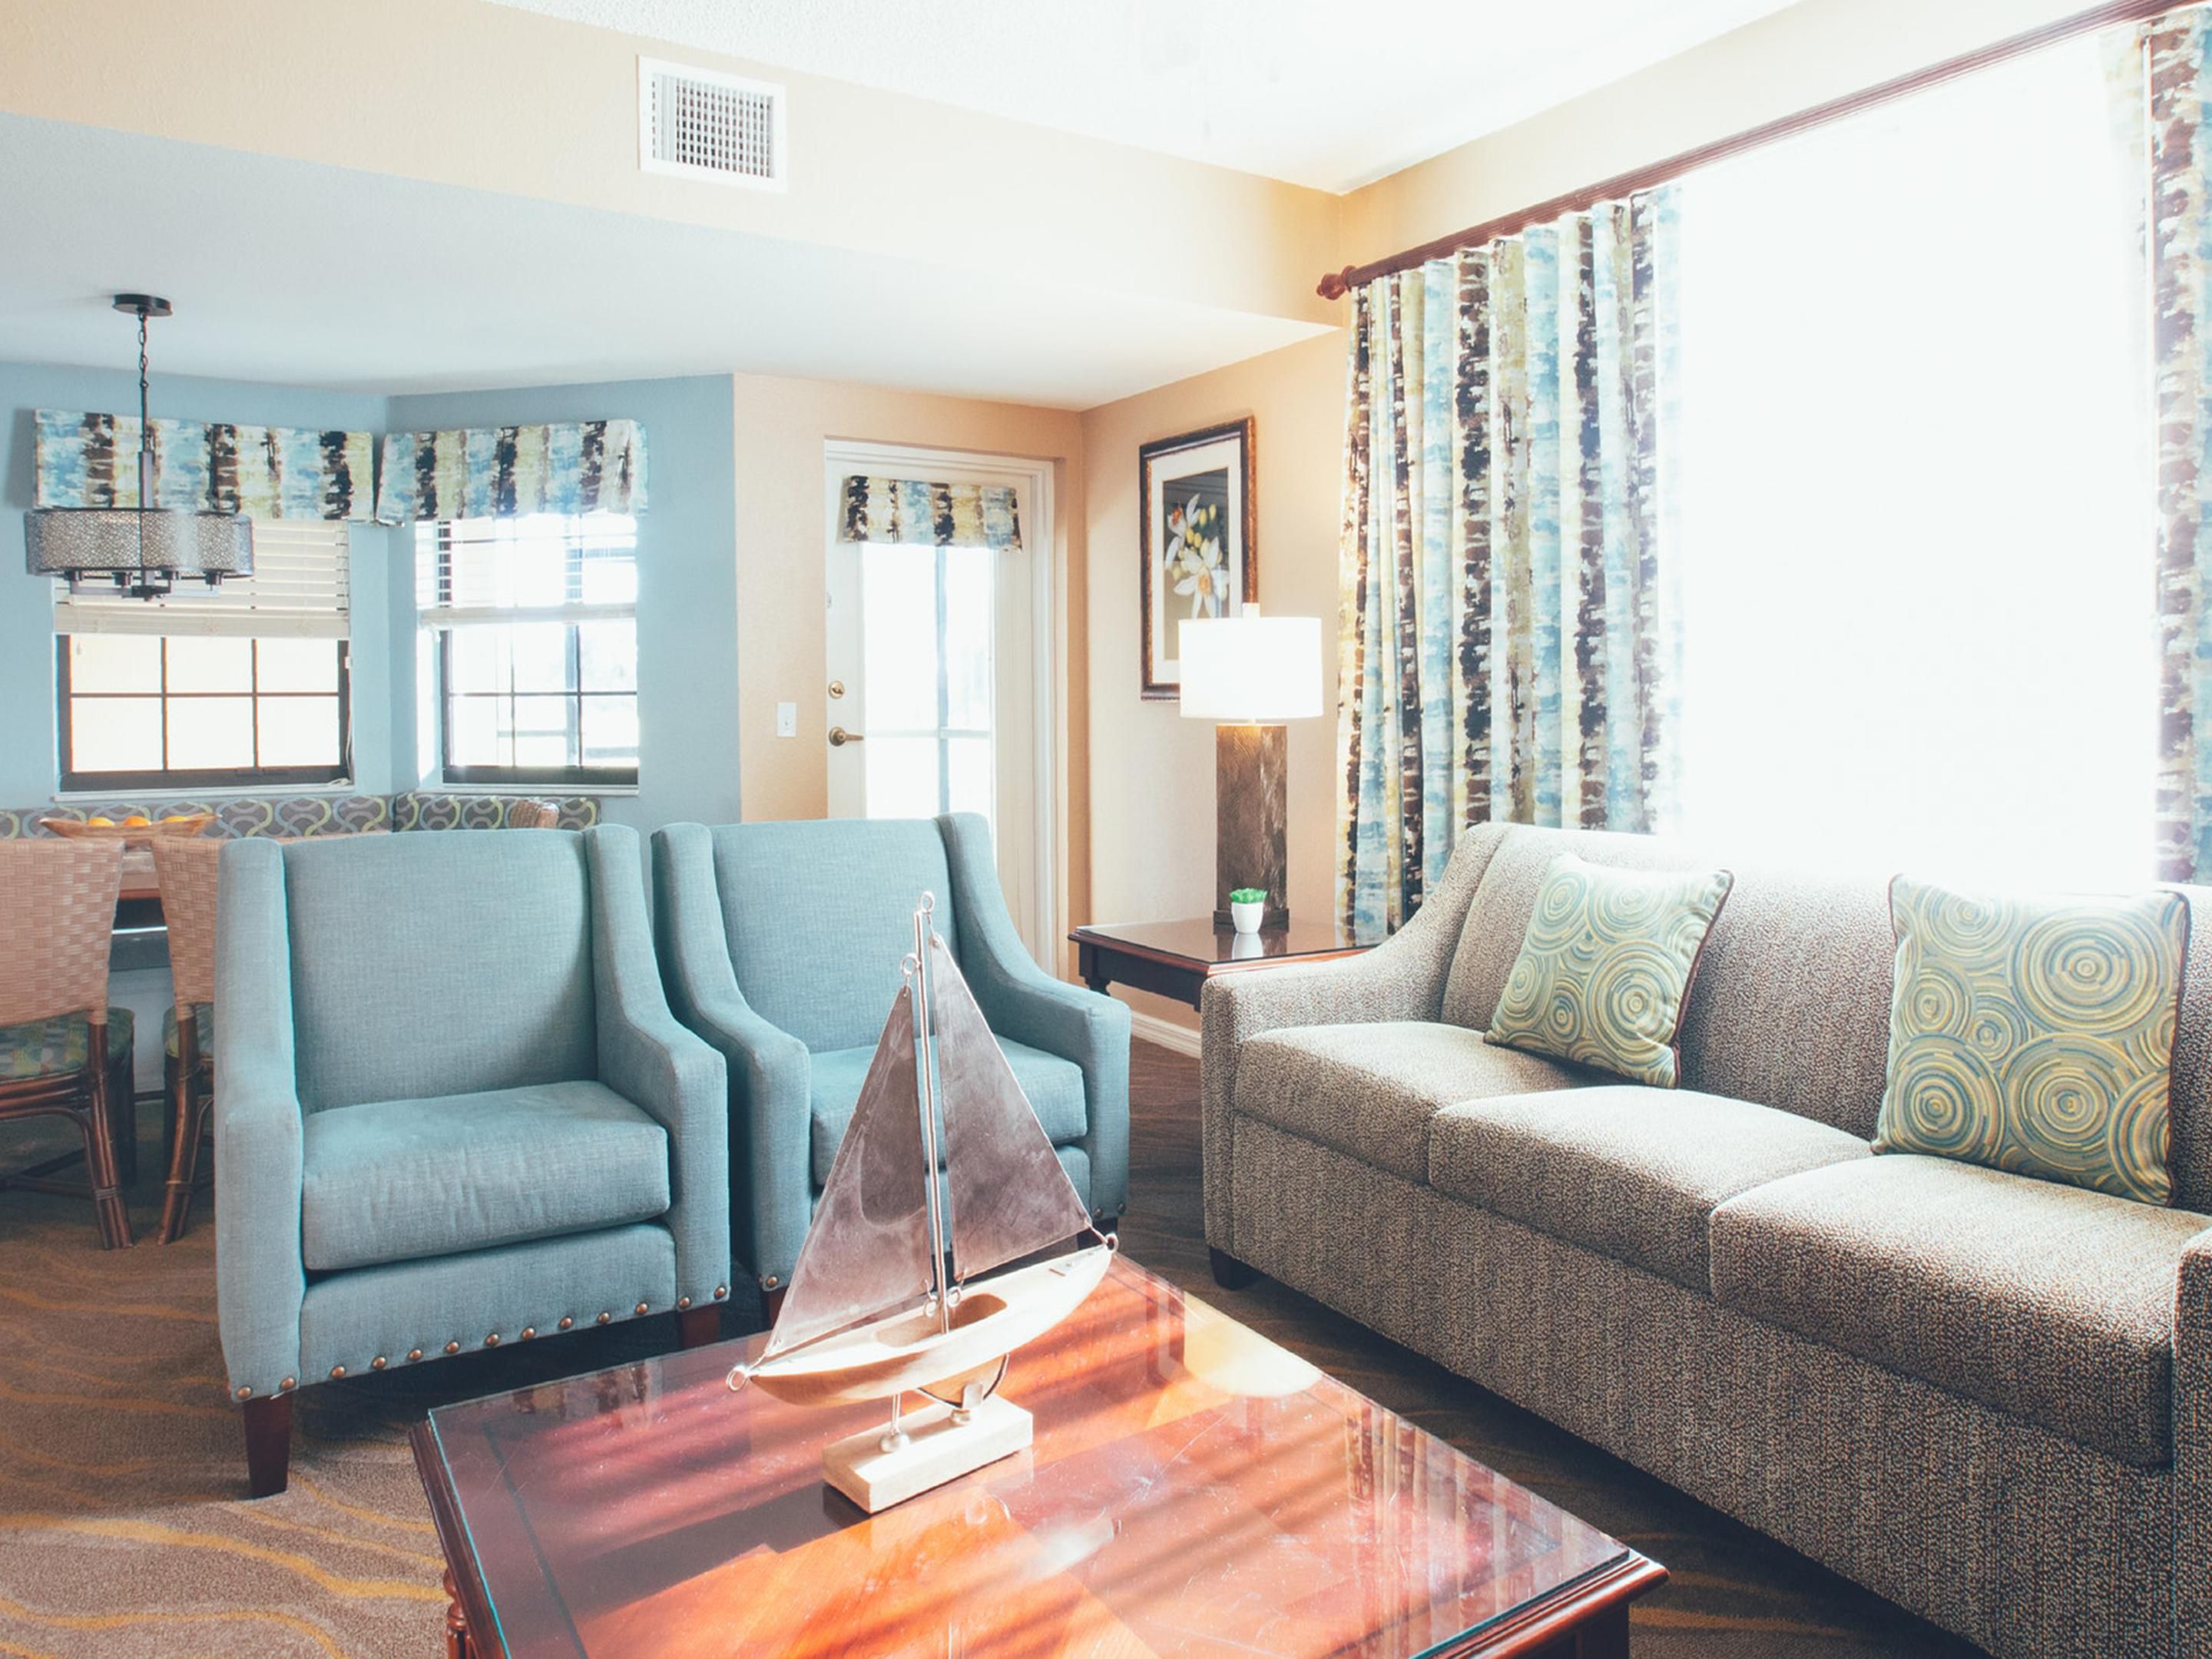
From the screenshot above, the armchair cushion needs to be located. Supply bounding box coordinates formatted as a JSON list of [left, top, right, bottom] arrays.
[[1711, 1154, 2209, 1466], [1, 1008, 132, 1081], [809, 1037, 1086, 1187], [709, 820, 962, 1053], [300, 1081, 670, 1273], [281, 832, 597, 1113]]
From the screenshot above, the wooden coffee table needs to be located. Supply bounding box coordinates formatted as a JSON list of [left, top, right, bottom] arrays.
[[412, 1257, 1663, 1657]]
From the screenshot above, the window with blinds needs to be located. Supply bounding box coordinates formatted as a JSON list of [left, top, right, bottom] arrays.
[[417, 515, 638, 786], [52, 520, 351, 639], [53, 521, 352, 791]]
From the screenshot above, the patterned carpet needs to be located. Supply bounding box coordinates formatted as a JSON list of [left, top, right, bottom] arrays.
[[0, 1041, 1986, 1657]]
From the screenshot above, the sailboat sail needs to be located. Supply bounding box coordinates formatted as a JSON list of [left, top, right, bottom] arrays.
[[762, 985, 935, 1357], [930, 935, 1094, 1284]]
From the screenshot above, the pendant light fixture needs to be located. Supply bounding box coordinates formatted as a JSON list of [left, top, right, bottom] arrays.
[[23, 293, 253, 600]]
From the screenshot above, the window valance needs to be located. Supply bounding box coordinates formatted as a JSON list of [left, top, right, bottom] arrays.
[[373, 420, 648, 525], [33, 409, 376, 522], [837, 475, 1022, 551]]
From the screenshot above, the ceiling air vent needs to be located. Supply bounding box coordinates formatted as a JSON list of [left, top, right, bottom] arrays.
[[638, 57, 786, 190]]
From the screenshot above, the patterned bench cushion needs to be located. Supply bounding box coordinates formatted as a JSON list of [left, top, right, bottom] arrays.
[[1, 792, 600, 839], [389, 792, 601, 831], [1, 796, 388, 839]]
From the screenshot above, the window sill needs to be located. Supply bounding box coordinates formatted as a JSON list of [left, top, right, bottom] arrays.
[[420, 780, 639, 798], [52, 781, 358, 803]]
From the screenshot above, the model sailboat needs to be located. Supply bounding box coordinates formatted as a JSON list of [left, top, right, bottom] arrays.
[[728, 893, 1114, 1511]]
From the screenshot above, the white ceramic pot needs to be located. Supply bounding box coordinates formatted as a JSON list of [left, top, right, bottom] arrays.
[[1230, 898, 1266, 935]]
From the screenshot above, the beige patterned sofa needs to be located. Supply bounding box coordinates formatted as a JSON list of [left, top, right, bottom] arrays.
[[1201, 823, 2212, 1659]]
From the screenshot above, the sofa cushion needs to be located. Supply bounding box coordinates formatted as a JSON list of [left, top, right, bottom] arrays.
[[1875, 876, 2189, 1205], [1430, 1085, 1871, 1290], [809, 1037, 1085, 1187], [1483, 855, 1734, 1088], [301, 1081, 671, 1273], [1710, 1154, 2210, 1466], [1440, 826, 1900, 1138], [1236, 1022, 1593, 1184], [1442, 828, 1705, 1031]]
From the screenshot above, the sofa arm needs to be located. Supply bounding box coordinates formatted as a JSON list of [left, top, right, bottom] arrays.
[[2176, 1227, 2212, 1653], [939, 813, 1131, 1222], [1198, 826, 1502, 1251], [588, 826, 732, 1311], [651, 823, 815, 1289], [212, 838, 306, 1400]]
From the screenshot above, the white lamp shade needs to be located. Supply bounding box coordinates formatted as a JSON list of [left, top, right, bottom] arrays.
[[1178, 614, 1323, 722]]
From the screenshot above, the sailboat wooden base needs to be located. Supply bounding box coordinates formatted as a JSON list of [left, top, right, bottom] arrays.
[[823, 1394, 1031, 1512]]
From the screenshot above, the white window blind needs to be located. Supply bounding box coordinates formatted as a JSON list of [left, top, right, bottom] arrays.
[[52, 520, 351, 640], [416, 513, 638, 628]]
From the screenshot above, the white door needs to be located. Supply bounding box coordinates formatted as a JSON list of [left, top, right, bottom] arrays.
[[824, 449, 1050, 963]]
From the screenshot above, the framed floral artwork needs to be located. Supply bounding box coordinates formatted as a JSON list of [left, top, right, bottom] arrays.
[[1139, 418, 1257, 700]]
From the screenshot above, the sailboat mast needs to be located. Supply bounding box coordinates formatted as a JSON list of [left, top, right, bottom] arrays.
[[912, 895, 952, 1333]]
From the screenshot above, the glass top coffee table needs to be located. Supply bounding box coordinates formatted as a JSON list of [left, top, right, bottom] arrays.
[[412, 1257, 1662, 1658]]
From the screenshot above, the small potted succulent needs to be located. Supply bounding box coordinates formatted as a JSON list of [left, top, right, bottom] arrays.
[[1229, 887, 1268, 936]]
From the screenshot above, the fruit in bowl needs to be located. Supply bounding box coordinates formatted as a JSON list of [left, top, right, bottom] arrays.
[[41, 812, 216, 846]]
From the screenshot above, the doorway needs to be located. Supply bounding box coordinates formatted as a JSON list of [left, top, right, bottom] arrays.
[[823, 443, 1055, 964]]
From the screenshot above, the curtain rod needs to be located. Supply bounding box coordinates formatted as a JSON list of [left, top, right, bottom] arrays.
[[1317, 0, 2184, 300]]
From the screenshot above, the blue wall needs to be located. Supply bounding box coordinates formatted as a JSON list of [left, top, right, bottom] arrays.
[[385, 376, 740, 833], [0, 363, 740, 830]]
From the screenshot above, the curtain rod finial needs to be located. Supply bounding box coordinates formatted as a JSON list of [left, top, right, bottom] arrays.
[[1317, 267, 1356, 301]]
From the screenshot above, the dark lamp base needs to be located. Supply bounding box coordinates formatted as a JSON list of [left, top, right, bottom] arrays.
[[1214, 722, 1289, 929]]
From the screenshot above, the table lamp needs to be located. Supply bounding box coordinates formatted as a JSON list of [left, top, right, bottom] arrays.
[[1179, 611, 1323, 929]]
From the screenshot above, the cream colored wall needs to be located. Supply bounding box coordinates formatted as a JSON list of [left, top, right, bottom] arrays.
[[1076, 334, 1345, 1029], [1339, 0, 2088, 261], [0, 0, 1337, 332], [730, 373, 1088, 948]]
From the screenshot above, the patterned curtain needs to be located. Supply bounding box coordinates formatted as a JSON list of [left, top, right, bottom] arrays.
[[837, 475, 1023, 551], [2148, 11, 2212, 881], [373, 419, 647, 525], [1336, 187, 1684, 935], [33, 409, 376, 522]]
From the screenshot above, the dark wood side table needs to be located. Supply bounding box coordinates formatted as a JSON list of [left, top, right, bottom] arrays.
[[1071, 916, 1375, 1012]]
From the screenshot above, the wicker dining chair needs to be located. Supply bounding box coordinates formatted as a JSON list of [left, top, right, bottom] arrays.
[[507, 800, 562, 829], [0, 839, 136, 1248], [151, 836, 221, 1243]]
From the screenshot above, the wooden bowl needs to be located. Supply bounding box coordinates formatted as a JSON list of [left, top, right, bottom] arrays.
[[41, 813, 217, 848]]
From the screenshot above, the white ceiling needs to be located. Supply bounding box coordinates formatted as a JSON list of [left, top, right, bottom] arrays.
[[485, 0, 1803, 192], [0, 115, 1325, 406]]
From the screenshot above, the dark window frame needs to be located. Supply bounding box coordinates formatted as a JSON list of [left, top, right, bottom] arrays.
[[55, 636, 353, 794], [429, 518, 639, 788]]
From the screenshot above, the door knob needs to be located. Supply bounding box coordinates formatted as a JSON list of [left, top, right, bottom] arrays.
[[828, 725, 864, 747]]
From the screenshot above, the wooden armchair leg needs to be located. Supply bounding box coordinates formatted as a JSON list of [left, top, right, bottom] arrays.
[[243, 1393, 293, 1498], [676, 1307, 720, 1349]]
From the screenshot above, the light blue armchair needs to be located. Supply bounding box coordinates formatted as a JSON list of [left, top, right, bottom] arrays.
[[214, 826, 730, 1496], [650, 814, 1130, 1313]]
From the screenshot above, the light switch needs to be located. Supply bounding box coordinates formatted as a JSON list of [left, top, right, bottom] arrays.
[[776, 701, 797, 738]]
